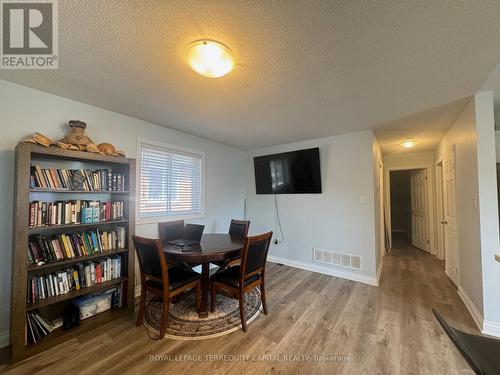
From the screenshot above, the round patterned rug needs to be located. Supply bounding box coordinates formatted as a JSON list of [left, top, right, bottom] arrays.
[[144, 288, 262, 340]]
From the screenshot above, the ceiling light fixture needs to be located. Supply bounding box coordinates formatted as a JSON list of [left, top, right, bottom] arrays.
[[186, 40, 235, 78], [400, 138, 419, 149]]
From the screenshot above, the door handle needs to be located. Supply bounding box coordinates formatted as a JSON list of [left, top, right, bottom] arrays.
[[441, 220, 448, 225]]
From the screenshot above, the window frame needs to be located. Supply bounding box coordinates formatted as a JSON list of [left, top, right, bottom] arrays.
[[136, 138, 206, 225]]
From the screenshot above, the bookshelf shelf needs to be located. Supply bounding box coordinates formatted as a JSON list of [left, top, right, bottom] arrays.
[[25, 307, 132, 355], [11, 142, 136, 363], [28, 248, 129, 272], [27, 277, 128, 311], [28, 219, 129, 233], [30, 188, 130, 194]]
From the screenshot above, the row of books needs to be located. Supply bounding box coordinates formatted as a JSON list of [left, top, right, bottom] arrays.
[[28, 227, 126, 265], [26, 311, 62, 344], [30, 166, 127, 191], [27, 257, 122, 304], [29, 200, 125, 227]]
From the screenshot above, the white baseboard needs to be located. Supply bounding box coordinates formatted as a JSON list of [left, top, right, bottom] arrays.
[[457, 285, 484, 332], [0, 330, 9, 348], [268, 255, 378, 286], [483, 320, 500, 338]]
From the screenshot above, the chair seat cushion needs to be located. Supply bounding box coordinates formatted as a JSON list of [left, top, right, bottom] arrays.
[[146, 267, 200, 291], [211, 266, 260, 288]]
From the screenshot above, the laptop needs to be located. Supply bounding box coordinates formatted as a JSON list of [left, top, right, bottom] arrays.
[[168, 223, 205, 246]]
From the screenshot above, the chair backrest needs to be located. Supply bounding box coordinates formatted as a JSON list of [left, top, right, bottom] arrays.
[[132, 235, 169, 288], [158, 220, 185, 241], [433, 309, 500, 375], [184, 223, 205, 241], [240, 231, 273, 283], [228, 219, 250, 239]]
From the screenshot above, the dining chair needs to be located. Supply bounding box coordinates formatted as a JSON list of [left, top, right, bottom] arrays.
[[158, 220, 185, 241], [433, 309, 500, 374], [132, 235, 201, 339], [229, 219, 250, 238], [210, 231, 272, 332], [213, 219, 250, 270]]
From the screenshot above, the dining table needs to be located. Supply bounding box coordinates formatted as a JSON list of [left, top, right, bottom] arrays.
[[163, 233, 244, 318]]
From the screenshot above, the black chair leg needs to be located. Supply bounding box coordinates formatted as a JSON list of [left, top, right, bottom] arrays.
[[239, 291, 247, 332], [260, 281, 268, 315], [196, 282, 201, 312], [210, 283, 216, 313], [159, 297, 169, 339], [136, 289, 146, 326]]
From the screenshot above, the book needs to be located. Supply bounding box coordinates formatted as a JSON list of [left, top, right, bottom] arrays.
[[29, 199, 125, 227], [30, 166, 126, 191], [27, 227, 127, 265]]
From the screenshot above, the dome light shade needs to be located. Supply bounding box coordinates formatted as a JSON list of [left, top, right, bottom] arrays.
[[186, 40, 235, 78], [400, 138, 418, 148]]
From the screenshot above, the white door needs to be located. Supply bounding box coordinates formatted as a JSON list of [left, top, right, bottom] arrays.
[[410, 169, 429, 252], [443, 147, 459, 286]]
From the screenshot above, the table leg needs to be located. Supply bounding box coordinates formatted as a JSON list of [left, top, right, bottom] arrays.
[[199, 262, 210, 318]]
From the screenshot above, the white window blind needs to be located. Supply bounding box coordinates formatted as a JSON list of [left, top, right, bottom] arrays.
[[138, 142, 203, 220]]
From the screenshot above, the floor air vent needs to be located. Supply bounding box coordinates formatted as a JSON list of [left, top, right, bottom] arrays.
[[312, 248, 362, 270]]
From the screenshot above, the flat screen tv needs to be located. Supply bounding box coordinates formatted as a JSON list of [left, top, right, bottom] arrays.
[[254, 147, 322, 194]]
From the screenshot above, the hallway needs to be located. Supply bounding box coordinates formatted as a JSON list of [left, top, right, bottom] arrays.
[[379, 233, 477, 373]]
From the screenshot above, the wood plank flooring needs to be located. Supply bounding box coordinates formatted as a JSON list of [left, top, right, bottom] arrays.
[[1, 237, 476, 374]]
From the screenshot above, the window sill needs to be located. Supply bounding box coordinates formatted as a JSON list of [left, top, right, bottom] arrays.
[[136, 213, 206, 226]]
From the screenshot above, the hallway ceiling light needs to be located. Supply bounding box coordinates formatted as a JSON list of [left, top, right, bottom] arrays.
[[186, 40, 235, 78], [400, 138, 419, 149]]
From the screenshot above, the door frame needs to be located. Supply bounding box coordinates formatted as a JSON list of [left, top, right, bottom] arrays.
[[435, 158, 445, 260], [384, 164, 436, 254]]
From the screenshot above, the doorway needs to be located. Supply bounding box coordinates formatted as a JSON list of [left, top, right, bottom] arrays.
[[389, 169, 429, 252]]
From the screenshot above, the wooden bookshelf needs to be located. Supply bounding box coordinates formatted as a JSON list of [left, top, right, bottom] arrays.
[[10, 143, 136, 363], [26, 277, 128, 311], [25, 307, 132, 357], [28, 219, 129, 233], [30, 188, 130, 194], [27, 248, 129, 272]]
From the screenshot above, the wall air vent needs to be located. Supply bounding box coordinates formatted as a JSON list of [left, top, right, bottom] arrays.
[[312, 248, 362, 270]]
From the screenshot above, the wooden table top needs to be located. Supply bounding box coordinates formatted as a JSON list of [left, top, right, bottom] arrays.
[[163, 233, 244, 263]]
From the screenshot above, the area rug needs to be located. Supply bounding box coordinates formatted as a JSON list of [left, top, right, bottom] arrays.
[[144, 288, 261, 340]]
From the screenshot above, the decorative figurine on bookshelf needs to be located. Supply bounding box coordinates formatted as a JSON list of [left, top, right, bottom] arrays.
[[58, 120, 101, 154], [19, 120, 126, 157]]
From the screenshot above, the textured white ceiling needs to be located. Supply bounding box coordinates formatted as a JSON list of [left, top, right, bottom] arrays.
[[2, 1, 500, 150], [373, 98, 470, 155]]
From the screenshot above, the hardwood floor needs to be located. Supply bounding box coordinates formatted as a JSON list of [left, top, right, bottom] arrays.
[[1, 236, 476, 374]]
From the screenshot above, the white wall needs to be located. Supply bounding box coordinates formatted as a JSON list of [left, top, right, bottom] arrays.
[[0, 79, 246, 344], [245, 130, 379, 285], [384, 151, 435, 169], [474, 92, 500, 335], [435, 97, 485, 320]]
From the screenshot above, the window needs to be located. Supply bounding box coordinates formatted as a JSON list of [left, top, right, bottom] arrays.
[[138, 141, 204, 222]]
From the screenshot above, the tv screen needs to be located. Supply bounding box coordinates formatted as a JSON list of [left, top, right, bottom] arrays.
[[254, 147, 322, 194]]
